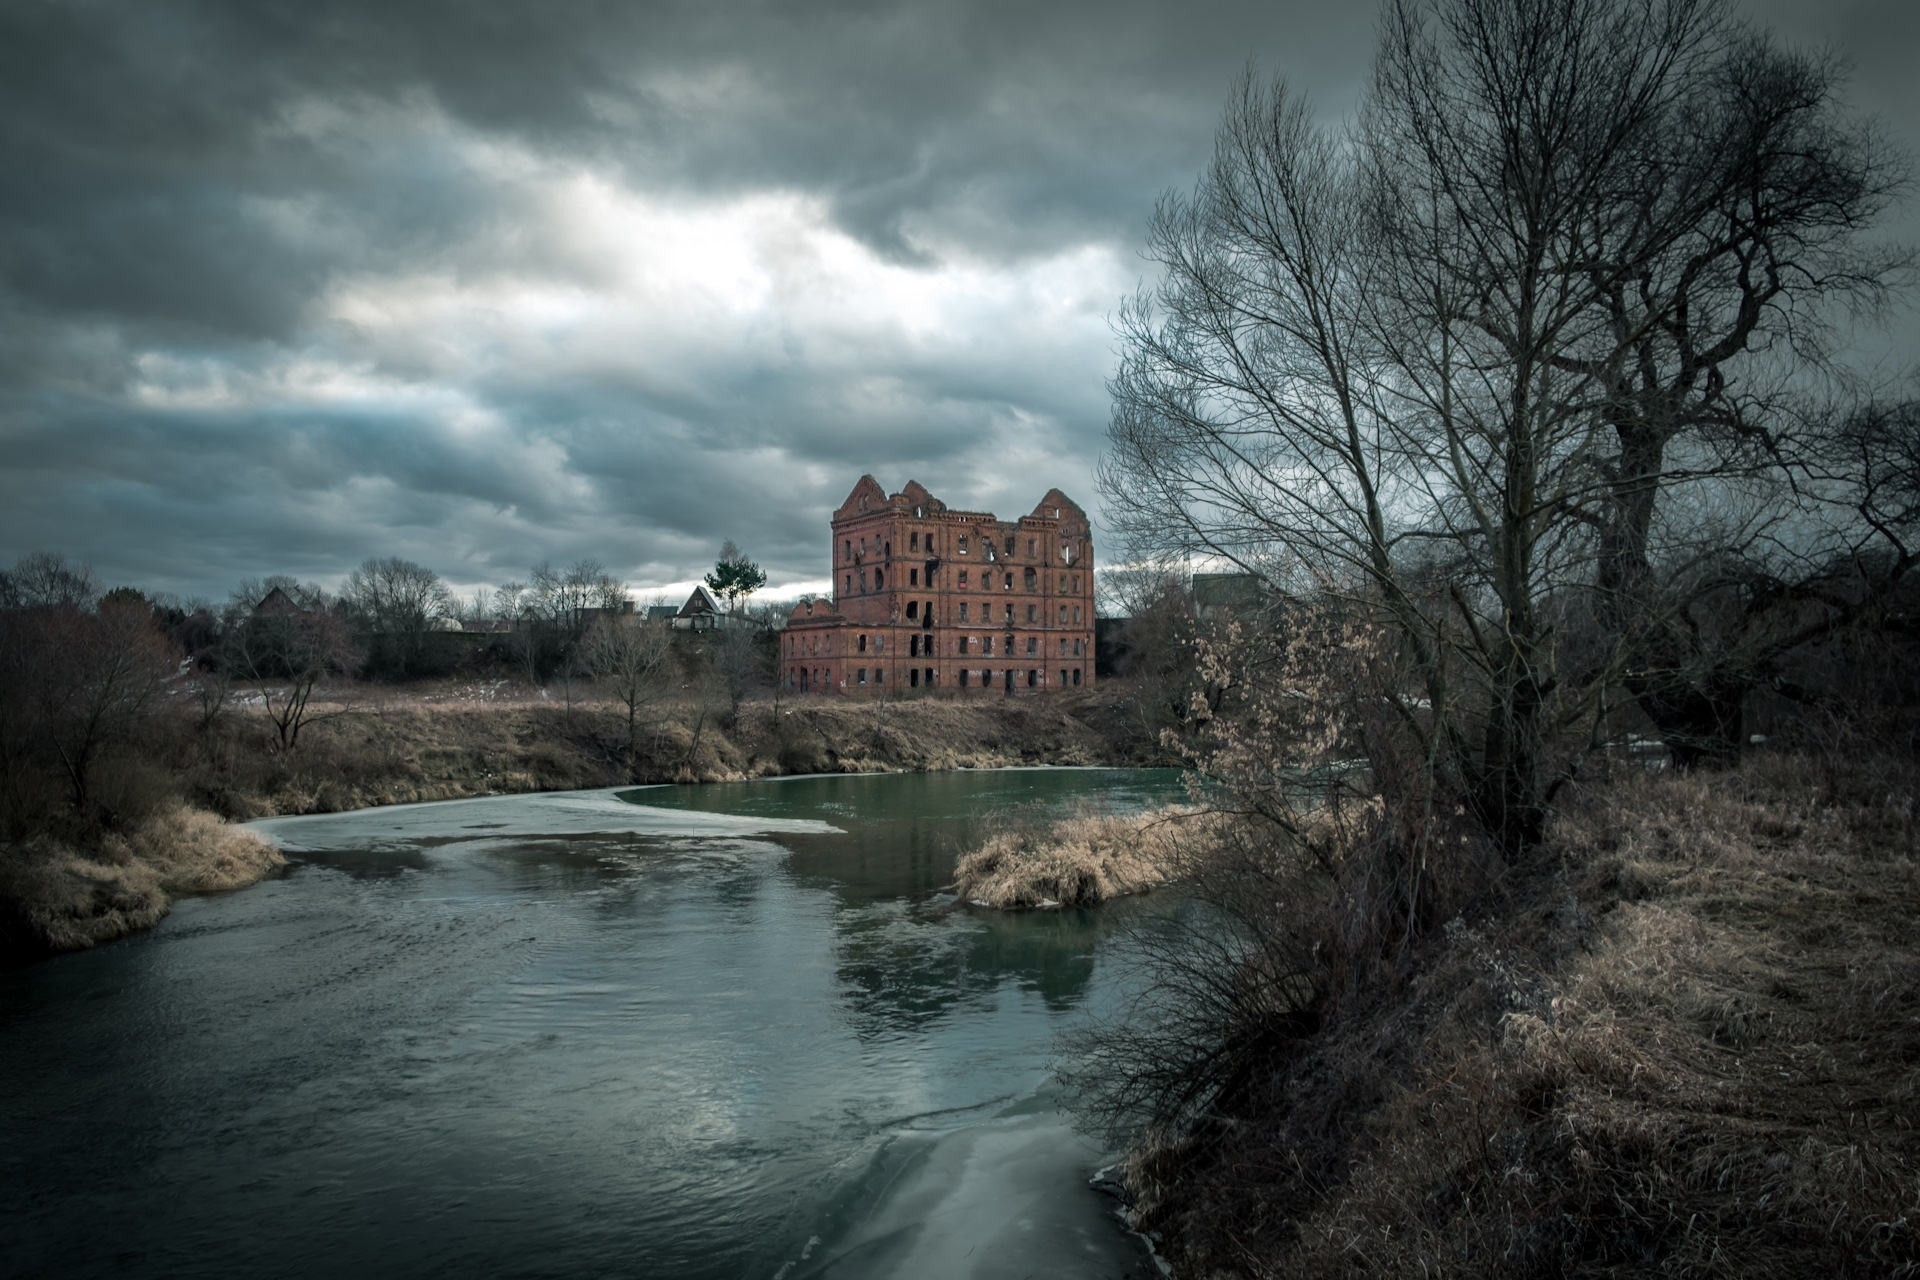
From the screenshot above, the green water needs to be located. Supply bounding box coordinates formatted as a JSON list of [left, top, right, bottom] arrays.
[[2, 767, 1185, 1280]]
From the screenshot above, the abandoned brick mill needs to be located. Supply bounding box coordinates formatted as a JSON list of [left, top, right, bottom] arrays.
[[782, 476, 1095, 695]]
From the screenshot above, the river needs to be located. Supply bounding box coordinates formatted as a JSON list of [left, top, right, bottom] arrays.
[[1, 768, 1184, 1279]]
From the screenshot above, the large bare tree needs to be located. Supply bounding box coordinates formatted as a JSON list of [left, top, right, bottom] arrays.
[[1100, 0, 1910, 853]]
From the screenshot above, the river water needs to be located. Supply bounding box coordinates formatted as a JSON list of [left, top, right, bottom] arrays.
[[1, 768, 1184, 1279]]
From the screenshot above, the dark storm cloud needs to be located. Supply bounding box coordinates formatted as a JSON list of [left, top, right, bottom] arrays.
[[0, 0, 1912, 601]]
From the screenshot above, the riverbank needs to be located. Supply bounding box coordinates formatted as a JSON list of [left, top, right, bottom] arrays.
[[1120, 751, 1920, 1277], [2, 685, 1161, 960]]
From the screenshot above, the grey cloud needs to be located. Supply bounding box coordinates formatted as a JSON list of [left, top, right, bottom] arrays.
[[1, 0, 1911, 603]]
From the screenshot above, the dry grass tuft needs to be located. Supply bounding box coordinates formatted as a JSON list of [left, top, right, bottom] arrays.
[[0, 805, 282, 958], [952, 805, 1226, 908]]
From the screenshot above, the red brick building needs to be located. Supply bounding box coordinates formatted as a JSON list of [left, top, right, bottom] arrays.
[[782, 477, 1096, 695]]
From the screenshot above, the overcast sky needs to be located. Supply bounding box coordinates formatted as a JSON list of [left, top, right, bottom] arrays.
[[2, 0, 1915, 606]]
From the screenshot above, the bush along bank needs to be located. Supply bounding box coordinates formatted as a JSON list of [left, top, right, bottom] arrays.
[[1075, 753, 1920, 1278]]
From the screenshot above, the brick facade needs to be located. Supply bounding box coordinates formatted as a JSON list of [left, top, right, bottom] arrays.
[[782, 477, 1096, 695]]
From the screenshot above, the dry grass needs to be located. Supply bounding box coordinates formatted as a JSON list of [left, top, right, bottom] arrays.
[[1123, 752, 1920, 1278], [0, 804, 282, 958], [953, 805, 1226, 908]]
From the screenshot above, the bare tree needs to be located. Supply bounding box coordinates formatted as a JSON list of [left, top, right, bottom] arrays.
[[1100, 0, 1911, 853], [712, 621, 760, 728], [343, 556, 455, 679], [0, 597, 175, 819], [581, 616, 675, 774], [0, 551, 100, 611], [224, 593, 359, 753]]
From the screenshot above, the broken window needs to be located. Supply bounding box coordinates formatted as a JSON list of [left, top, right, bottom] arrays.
[[1027, 538, 1035, 556], [958, 571, 968, 588], [1059, 638, 1067, 656], [858, 668, 868, 684], [958, 535, 968, 553], [1003, 572, 1013, 590], [1072, 668, 1081, 686], [924, 667, 934, 686], [844, 540, 851, 560], [1024, 567, 1036, 592], [1026, 604, 1036, 623], [1059, 604, 1068, 623], [909, 568, 918, 586], [1004, 535, 1015, 556], [875, 569, 884, 589], [959, 602, 969, 621], [907, 601, 918, 619], [858, 634, 867, 652], [1003, 603, 1013, 623], [983, 636, 993, 655], [910, 532, 919, 551], [1025, 635, 1036, 655]]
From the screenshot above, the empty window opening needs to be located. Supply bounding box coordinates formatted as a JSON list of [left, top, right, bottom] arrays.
[[1024, 567, 1036, 592], [1004, 535, 1015, 556], [909, 568, 919, 586], [844, 540, 851, 560], [1061, 669, 1068, 686], [958, 571, 968, 588], [983, 668, 992, 687], [875, 569, 884, 589], [1004, 604, 1013, 623], [923, 667, 934, 687], [958, 535, 968, 553], [959, 601, 969, 620], [844, 574, 851, 593], [907, 600, 918, 619], [883, 541, 890, 556], [858, 668, 868, 685], [1073, 638, 1083, 656], [1026, 636, 1036, 655], [910, 532, 919, 551], [909, 634, 919, 657], [1027, 538, 1036, 556], [876, 668, 884, 684], [1004, 669, 1014, 692], [1072, 668, 1081, 686], [959, 669, 970, 687], [983, 636, 993, 655], [922, 604, 932, 630], [1027, 669, 1037, 687], [910, 668, 920, 688], [1003, 572, 1013, 590], [858, 634, 868, 652]]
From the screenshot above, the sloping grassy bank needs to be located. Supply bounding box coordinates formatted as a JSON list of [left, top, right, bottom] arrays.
[[3, 685, 1151, 960], [1116, 753, 1920, 1277]]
